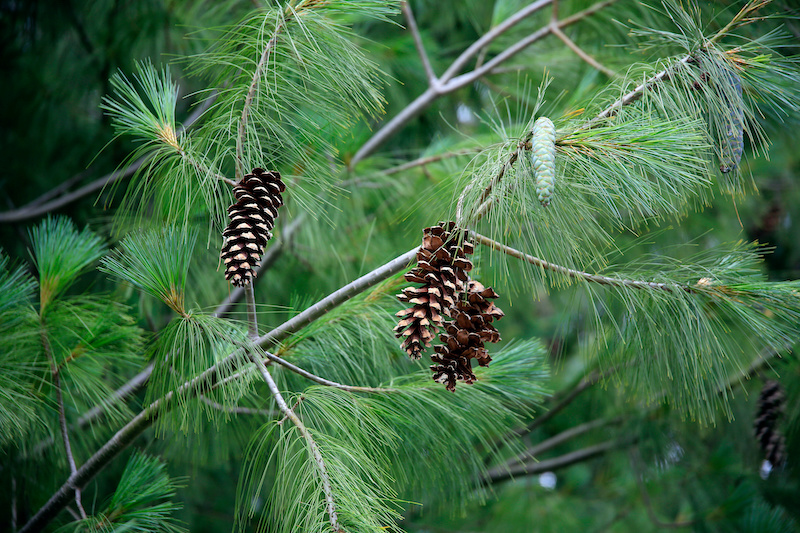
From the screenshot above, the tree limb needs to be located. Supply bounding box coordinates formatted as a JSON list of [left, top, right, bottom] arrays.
[[471, 231, 695, 293], [261, 349, 396, 393], [0, 94, 215, 223], [40, 325, 86, 519], [402, 1, 439, 89], [247, 351, 342, 532], [484, 437, 636, 484], [20, 246, 417, 533]]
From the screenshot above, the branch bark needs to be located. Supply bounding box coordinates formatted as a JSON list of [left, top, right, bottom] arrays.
[[471, 231, 695, 293], [247, 351, 342, 532]]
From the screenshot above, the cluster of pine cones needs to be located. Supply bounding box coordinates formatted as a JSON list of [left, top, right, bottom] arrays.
[[394, 221, 504, 391]]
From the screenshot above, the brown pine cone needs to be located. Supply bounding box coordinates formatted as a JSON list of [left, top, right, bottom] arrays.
[[220, 168, 286, 287]]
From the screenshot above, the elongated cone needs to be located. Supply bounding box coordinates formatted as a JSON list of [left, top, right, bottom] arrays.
[[220, 168, 286, 287], [754, 380, 786, 468], [531, 116, 556, 207], [430, 280, 504, 391], [394, 222, 474, 359]]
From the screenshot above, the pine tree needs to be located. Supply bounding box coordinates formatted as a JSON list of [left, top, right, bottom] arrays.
[[2, 1, 800, 532]]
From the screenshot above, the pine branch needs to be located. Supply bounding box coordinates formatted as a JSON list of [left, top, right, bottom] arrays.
[[521, 368, 616, 436], [349, 0, 618, 168], [235, 17, 285, 181], [199, 395, 278, 417], [550, 0, 615, 78], [0, 93, 215, 223], [581, 1, 765, 130], [401, 0, 438, 88], [500, 416, 623, 472], [40, 323, 86, 519], [471, 231, 695, 293], [483, 437, 637, 484], [246, 351, 343, 532], [261, 349, 396, 393], [20, 246, 418, 533]]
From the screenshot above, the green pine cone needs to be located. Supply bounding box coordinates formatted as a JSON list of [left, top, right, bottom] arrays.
[[531, 116, 556, 207]]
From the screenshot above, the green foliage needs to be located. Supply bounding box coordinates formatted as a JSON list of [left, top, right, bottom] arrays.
[[100, 225, 198, 315], [41, 297, 145, 428], [102, 61, 229, 230], [56, 453, 186, 533], [145, 313, 252, 434], [6, 1, 800, 532], [238, 340, 548, 532], [29, 216, 106, 311], [0, 252, 41, 445]]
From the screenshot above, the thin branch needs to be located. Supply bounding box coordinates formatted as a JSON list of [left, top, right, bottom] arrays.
[[484, 437, 636, 484], [440, 0, 554, 84], [40, 327, 86, 519], [471, 231, 695, 293], [508, 416, 623, 467], [253, 247, 418, 348], [490, 415, 623, 473], [262, 349, 396, 393], [350, 0, 617, 168], [0, 94, 216, 223], [199, 395, 278, 417], [247, 352, 342, 532], [21, 246, 418, 533], [402, 1, 439, 88], [551, 23, 616, 77], [582, 54, 695, 129], [244, 284, 259, 339], [236, 18, 285, 180]]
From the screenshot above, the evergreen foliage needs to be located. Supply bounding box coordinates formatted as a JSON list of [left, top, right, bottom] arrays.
[[2, 1, 800, 532]]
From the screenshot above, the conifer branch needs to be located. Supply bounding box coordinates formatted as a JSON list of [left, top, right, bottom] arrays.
[[199, 395, 278, 417], [501, 416, 623, 472], [402, 1, 438, 89], [261, 349, 396, 393], [549, 0, 615, 78], [236, 20, 285, 180], [247, 351, 342, 532], [245, 284, 259, 339], [40, 326, 86, 519], [350, 0, 617, 168], [471, 232, 694, 293], [0, 93, 215, 223], [484, 437, 636, 484], [521, 368, 616, 436]]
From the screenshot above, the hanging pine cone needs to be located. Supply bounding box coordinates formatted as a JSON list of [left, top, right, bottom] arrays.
[[754, 380, 787, 468], [394, 222, 474, 359], [430, 280, 504, 391], [220, 168, 286, 287]]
